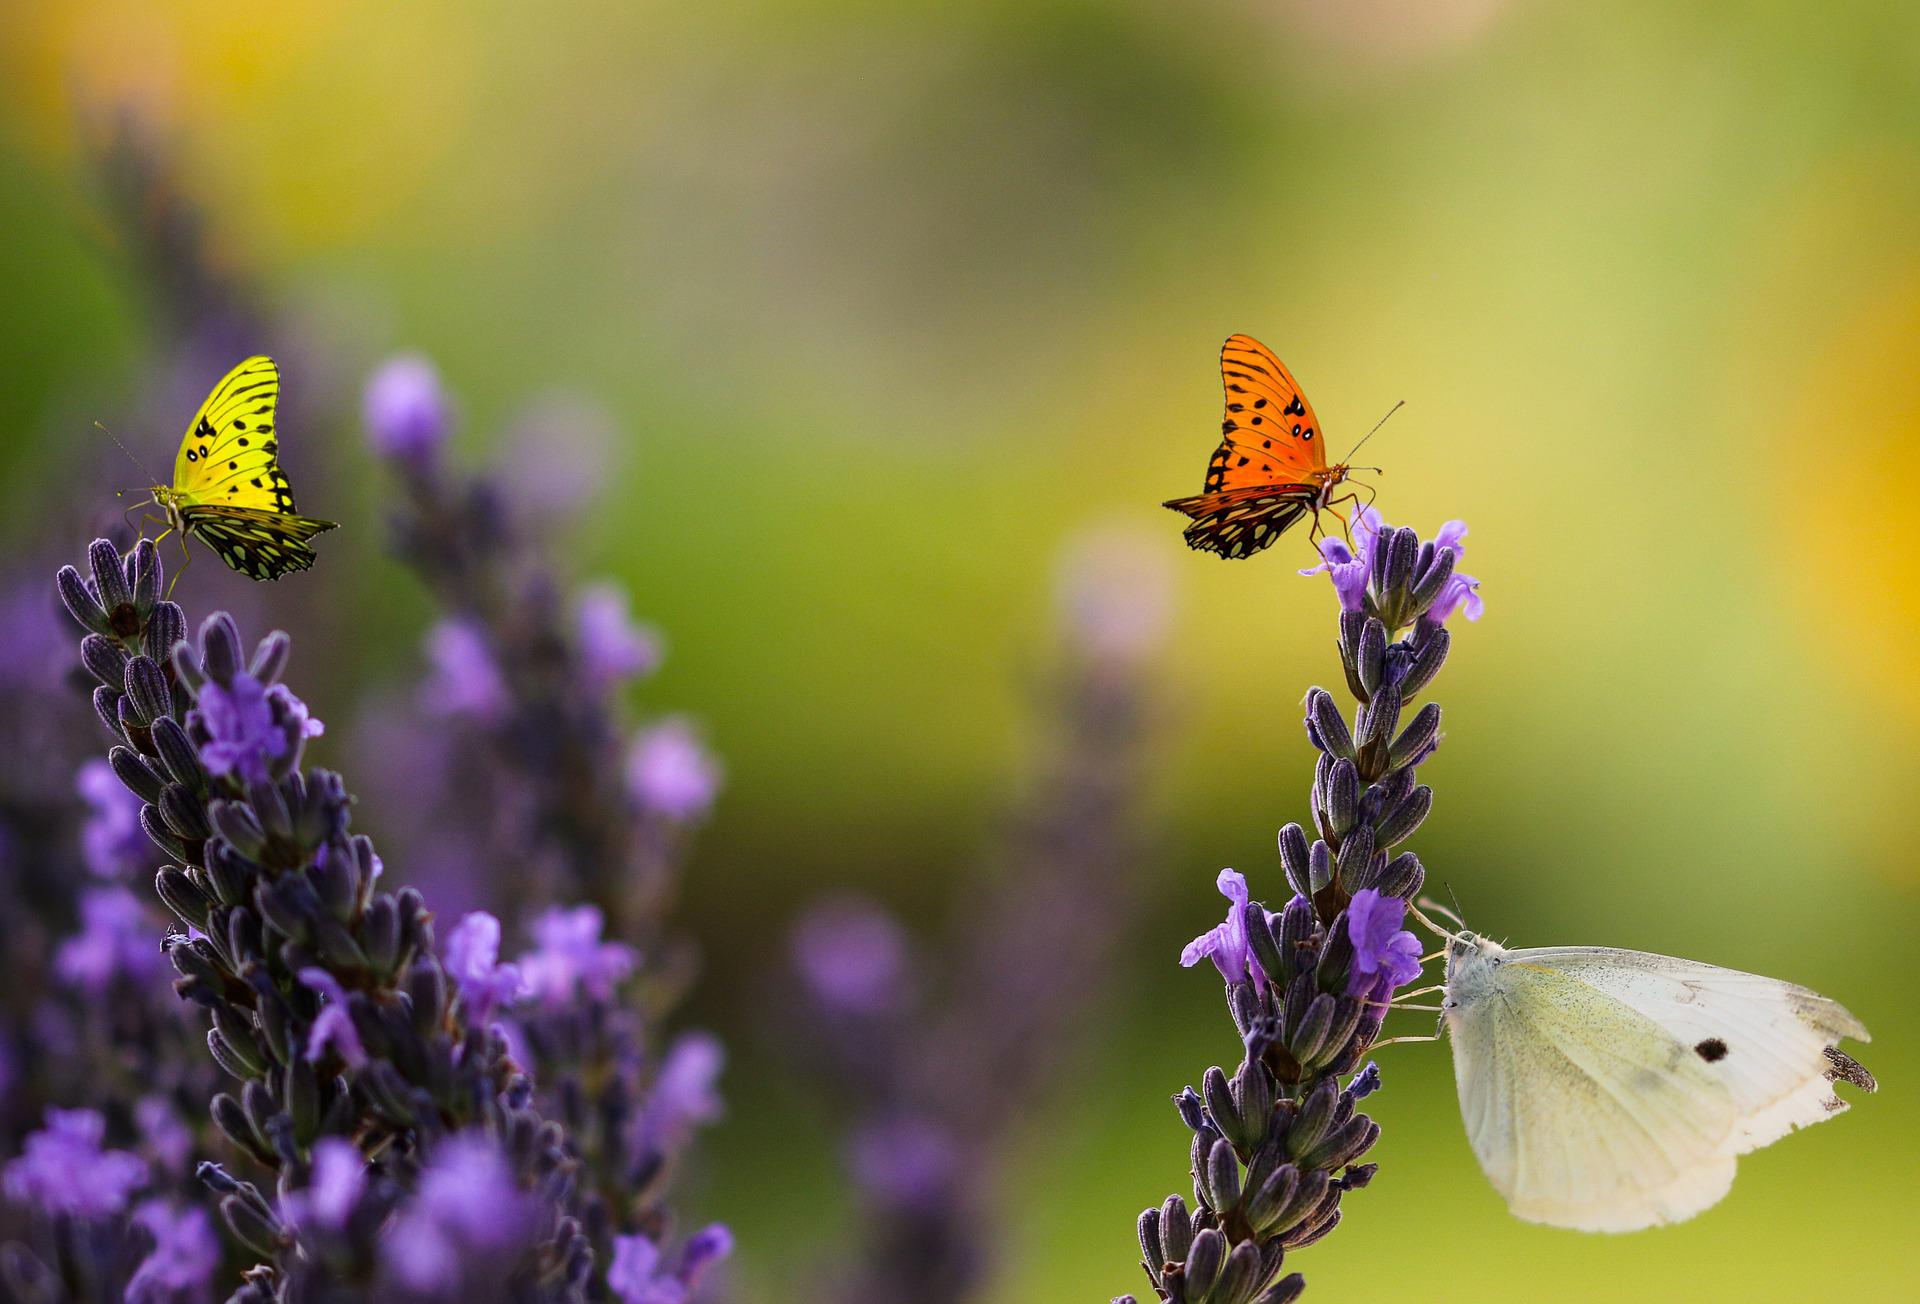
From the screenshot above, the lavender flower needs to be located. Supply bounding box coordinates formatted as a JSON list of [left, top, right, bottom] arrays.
[[126, 1199, 221, 1303], [383, 1133, 542, 1293], [625, 718, 723, 824], [444, 910, 526, 1025], [637, 1032, 726, 1150], [79, 756, 152, 879], [4, 1108, 149, 1220], [55, 887, 168, 993], [518, 904, 639, 1006], [1122, 513, 1479, 1304], [608, 1225, 734, 1304], [792, 896, 910, 1017], [577, 583, 663, 691], [365, 354, 452, 465], [1179, 870, 1257, 987], [421, 618, 510, 721], [55, 538, 594, 1300], [1344, 889, 1423, 997]]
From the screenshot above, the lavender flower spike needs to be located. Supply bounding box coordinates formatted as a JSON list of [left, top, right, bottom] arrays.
[[1125, 511, 1481, 1303], [4, 1108, 149, 1220], [365, 353, 452, 465]]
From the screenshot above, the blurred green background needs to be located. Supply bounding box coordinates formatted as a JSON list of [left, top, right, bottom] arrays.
[[2, 0, 1917, 1298]]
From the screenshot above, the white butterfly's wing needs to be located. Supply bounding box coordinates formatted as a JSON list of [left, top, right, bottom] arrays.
[[1448, 942, 1874, 1233], [1449, 954, 1739, 1232], [1514, 947, 1871, 1153]]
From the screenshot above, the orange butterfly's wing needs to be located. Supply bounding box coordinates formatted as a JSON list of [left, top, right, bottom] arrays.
[[1163, 335, 1330, 559], [1208, 334, 1328, 490]]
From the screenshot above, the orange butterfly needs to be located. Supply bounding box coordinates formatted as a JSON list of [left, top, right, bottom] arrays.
[[1163, 335, 1381, 559]]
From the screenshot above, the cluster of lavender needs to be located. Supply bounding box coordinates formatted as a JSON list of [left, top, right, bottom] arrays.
[[47, 536, 606, 1300], [1118, 510, 1481, 1304], [359, 359, 728, 1288], [790, 529, 1173, 1302]]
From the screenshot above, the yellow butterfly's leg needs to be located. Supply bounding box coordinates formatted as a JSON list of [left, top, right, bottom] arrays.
[[165, 532, 192, 599]]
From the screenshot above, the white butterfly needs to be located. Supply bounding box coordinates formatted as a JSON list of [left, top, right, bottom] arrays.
[[1438, 926, 1875, 1232]]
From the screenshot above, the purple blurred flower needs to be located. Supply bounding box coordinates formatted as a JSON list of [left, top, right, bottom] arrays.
[[791, 896, 909, 1017], [1299, 504, 1385, 611], [77, 758, 149, 879], [3, 1108, 149, 1219], [1053, 525, 1175, 666], [55, 888, 165, 993], [136, 1096, 194, 1177], [1426, 520, 1484, 623], [577, 583, 663, 692], [195, 671, 322, 785], [1345, 889, 1423, 997], [1179, 869, 1255, 985], [283, 1138, 367, 1234], [300, 969, 368, 1068], [850, 1115, 960, 1212], [365, 355, 450, 465], [126, 1200, 220, 1303], [518, 905, 637, 1006], [443, 911, 525, 1025], [384, 1134, 539, 1290], [421, 619, 510, 722], [626, 717, 722, 823], [639, 1032, 725, 1149], [608, 1225, 734, 1304]]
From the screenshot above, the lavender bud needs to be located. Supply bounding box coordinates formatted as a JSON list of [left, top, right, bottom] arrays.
[[1303, 1116, 1379, 1172], [57, 564, 111, 634], [1323, 761, 1358, 838], [407, 960, 447, 1037], [130, 537, 161, 614], [1203, 1067, 1247, 1151], [1356, 618, 1387, 699], [81, 633, 131, 689], [158, 785, 212, 841], [89, 538, 133, 616], [1359, 682, 1400, 752], [1398, 625, 1449, 699], [1375, 851, 1425, 899], [1216, 1239, 1264, 1303], [1315, 922, 1354, 995], [198, 613, 244, 686], [249, 630, 292, 685], [150, 716, 205, 789], [220, 1194, 286, 1260], [156, 866, 214, 931], [1137, 1208, 1165, 1273], [1373, 787, 1432, 848], [110, 745, 167, 802], [145, 600, 187, 665], [361, 895, 402, 973], [210, 1096, 272, 1166], [1389, 702, 1441, 771], [1184, 1225, 1227, 1295], [1341, 1162, 1378, 1189], [208, 1028, 263, 1082], [92, 684, 125, 740], [204, 840, 256, 905], [1334, 824, 1376, 894], [1277, 895, 1315, 954], [141, 804, 190, 862], [1244, 1161, 1301, 1236], [1408, 543, 1456, 615], [1159, 1196, 1193, 1261], [1285, 1079, 1340, 1161], [282, 1057, 321, 1142], [208, 801, 267, 860], [1287, 992, 1337, 1067], [1277, 824, 1312, 899], [1304, 690, 1354, 760], [1380, 527, 1417, 602]]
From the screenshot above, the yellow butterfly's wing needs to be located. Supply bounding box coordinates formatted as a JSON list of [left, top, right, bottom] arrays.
[[181, 506, 337, 581], [173, 356, 297, 513], [170, 356, 339, 580]]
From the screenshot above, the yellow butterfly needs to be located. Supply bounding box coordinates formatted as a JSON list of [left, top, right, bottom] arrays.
[[138, 356, 337, 581]]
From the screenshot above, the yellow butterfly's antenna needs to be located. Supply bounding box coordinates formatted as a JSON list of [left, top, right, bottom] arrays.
[[1343, 400, 1404, 465], [96, 421, 158, 488]]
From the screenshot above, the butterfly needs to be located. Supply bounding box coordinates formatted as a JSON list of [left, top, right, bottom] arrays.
[[1436, 923, 1874, 1232], [136, 356, 337, 582], [1163, 335, 1380, 559]]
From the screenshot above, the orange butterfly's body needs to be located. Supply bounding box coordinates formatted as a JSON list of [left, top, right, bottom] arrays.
[[1164, 335, 1368, 560]]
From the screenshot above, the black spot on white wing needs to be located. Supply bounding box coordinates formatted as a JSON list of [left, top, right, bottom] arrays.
[[1694, 1038, 1728, 1062], [1823, 1046, 1877, 1092]]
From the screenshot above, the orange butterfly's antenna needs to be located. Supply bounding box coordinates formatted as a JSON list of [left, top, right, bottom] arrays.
[[1343, 400, 1404, 465]]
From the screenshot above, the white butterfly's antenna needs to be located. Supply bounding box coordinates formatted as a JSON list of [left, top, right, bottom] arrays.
[[1342, 399, 1403, 464], [1406, 899, 1460, 943]]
